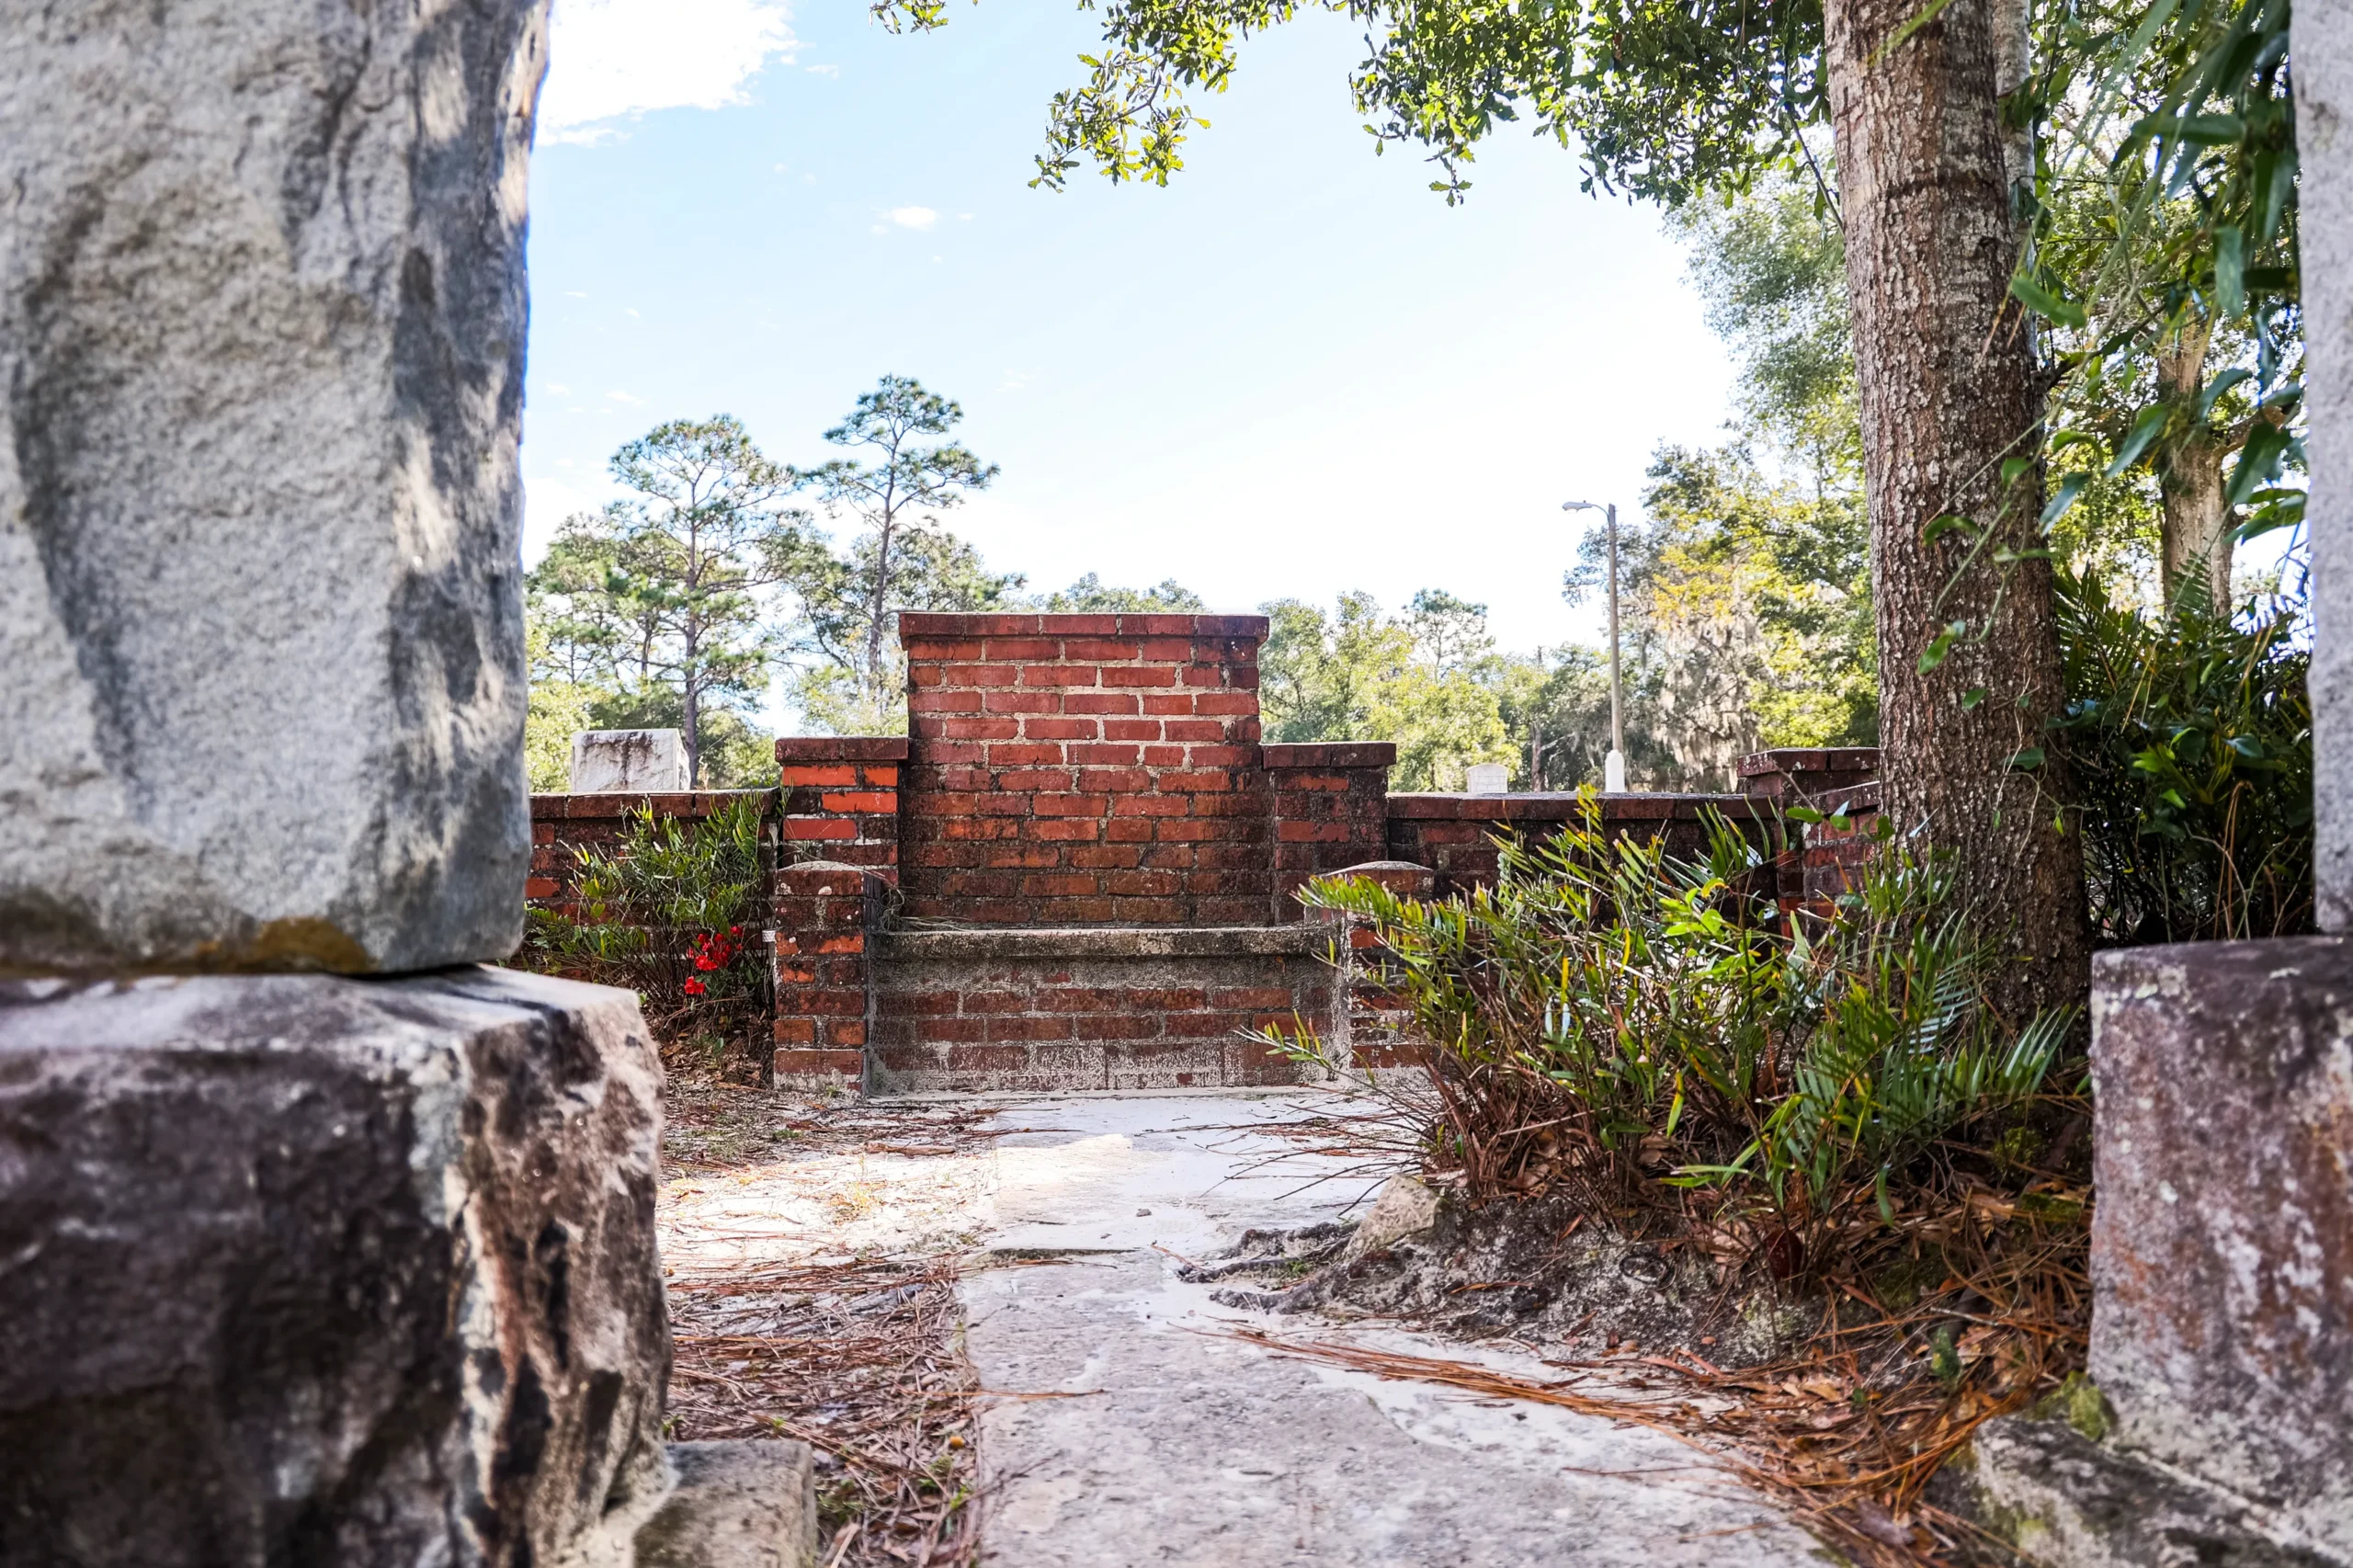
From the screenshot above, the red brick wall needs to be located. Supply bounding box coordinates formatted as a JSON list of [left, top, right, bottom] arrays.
[[771, 860, 886, 1091], [1300, 863, 1436, 1071], [865, 926, 1338, 1092], [1735, 746, 1880, 806], [897, 612, 1273, 926], [778, 736, 906, 881], [1267, 742, 1397, 918], [1384, 792, 1770, 900], [1734, 749, 1881, 922], [1790, 779, 1881, 918]]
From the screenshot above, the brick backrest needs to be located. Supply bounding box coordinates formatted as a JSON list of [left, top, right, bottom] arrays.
[[898, 612, 1272, 926]]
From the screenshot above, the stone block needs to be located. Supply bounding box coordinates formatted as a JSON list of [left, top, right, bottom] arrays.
[[1340, 1174, 1441, 1264], [0, 0, 551, 975], [2306, 0, 2353, 929], [0, 965, 669, 1567], [635, 1440, 820, 1568], [1963, 1408, 2336, 1568], [573, 730, 691, 793], [2085, 937, 2353, 1561]]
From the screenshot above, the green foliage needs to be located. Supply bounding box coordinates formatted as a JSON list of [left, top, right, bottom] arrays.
[[521, 796, 773, 1067], [779, 525, 1025, 734], [2019, 0, 2304, 605], [1291, 802, 2068, 1263], [1257, 591, 1513, 790], [1039, 574, 1206, 611], [1667, 179, 1856, 481], [525, 624, 599, 792], [527, 415, 802, 786], [1587, 444, 1877, 776], [1521, 176, 1875, 790], [2051, 567, 2313, 942], [875, 0, 1824, 207], [782, 376, 1008, 725]]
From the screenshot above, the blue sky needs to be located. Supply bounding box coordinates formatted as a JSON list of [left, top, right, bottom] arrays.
[[523, 0, 1741, 701]]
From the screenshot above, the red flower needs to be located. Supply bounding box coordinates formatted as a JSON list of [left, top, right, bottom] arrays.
[[682, 978, 706, 996]]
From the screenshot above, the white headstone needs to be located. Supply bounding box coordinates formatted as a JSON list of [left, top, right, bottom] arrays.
[[1464, 762, 1510, 795], [571, 730, 691, 793], [0, 0, 548, 974]]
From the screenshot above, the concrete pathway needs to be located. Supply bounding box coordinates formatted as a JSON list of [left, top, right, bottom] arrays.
[[960, 1091, 1834, 1568]]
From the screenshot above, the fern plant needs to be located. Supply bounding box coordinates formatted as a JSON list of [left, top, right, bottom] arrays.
[[521, 794, 772, 1071], [1288, 791, 2071, 1270], [2051, 565, 2312, 944]]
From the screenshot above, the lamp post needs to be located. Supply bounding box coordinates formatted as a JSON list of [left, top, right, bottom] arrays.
[[1562, 500, 1626, 792]]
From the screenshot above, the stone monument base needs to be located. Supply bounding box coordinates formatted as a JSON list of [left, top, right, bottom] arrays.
[[1959, 1405, 2340, 1567], [0, 967, 672, 1567], [1949, 935, 2353, 1568]]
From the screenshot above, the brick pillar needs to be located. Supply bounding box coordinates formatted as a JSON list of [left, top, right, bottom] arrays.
[[1267, 742, 1396, 919], [1736, 747, 1881, 923], [1733, 746, 1880, 806], [777, 736, 907, 881], [771, 860, 885, 1092], [1303, 860, 1435, 1071]]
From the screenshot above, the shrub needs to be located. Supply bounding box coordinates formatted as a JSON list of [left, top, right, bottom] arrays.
[[1288, 795, 2071, 1274], [2052, 568, 2313, 945], [521, 795, 772, 1074]]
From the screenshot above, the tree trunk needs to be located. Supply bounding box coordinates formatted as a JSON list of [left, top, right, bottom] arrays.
[[1825, 0, 2089, 1020], [865, 512, 896, 717], [682, 675, 701, 789], [2154, 315, 2235, 608]]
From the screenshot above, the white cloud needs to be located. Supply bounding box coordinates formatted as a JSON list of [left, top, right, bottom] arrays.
[[540, 0, 797, 144], [889, 206, 938, 230], [607, 390, 645, 405], [522, 474, 608, 564]]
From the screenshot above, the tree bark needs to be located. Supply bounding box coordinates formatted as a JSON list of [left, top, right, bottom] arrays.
[[2154, 315, 2235, 608], [1825, 0, 2089, 1020]]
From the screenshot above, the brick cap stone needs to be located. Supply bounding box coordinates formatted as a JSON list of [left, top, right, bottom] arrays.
[[532, 790, 773, 821], [1735, 746, 1881, 777], [1263, 742, 1398, 769], [775, 735, 911, 763], [897, 611, 1270, 640], [776, 860, 884, 888]]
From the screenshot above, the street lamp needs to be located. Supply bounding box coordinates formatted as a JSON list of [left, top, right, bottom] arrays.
[[1562, 500, 1626, 793]]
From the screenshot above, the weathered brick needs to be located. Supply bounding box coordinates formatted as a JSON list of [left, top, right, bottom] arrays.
[[779, 764, 859, 787], [983, 688, 1063, 715], [1021, 663, 1102, 687]]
